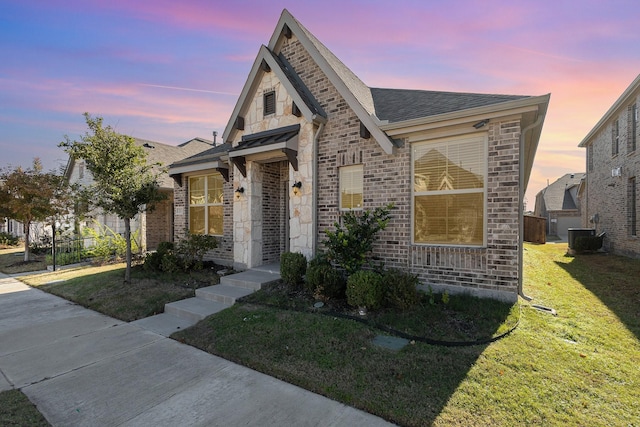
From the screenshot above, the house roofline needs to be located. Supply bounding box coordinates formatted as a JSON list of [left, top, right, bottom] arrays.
[[578, 73, 640, 147]]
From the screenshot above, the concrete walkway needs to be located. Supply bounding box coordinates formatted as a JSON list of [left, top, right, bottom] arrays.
[[0, 273, 395, 426]]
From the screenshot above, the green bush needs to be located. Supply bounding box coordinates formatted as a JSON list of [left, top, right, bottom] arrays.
[[382, 268, 420, 310], [175, 234, 217, 270], [83, 221, 139, 262], [323, 204, 393, 275], [0, 232, 19, 247], [305, 257, 346, 299], [346, 270, 384, 310], [574, 235, 603, 252], [143, 241, 175, 272], [280, 252, 307, 287]]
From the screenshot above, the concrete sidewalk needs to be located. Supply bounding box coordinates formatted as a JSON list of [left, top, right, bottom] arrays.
[[0, 274, 395, 426]]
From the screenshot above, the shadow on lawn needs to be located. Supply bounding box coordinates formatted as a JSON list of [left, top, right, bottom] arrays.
[[174, 297, 511, 427], [555, 252, 640, 341]]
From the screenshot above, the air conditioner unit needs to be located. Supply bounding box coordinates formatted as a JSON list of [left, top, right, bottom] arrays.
[[611, 167, 622, 177]]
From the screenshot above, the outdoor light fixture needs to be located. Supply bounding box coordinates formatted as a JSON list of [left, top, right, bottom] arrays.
[[473, 119, 490, 129], [292, 181, 302, 195], [234, 187, 244, 199]]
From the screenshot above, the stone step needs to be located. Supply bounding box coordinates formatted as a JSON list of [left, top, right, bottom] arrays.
[[196, 285, 254, 305], [164, 298, 230, 323], [220, 270, 281, 291]]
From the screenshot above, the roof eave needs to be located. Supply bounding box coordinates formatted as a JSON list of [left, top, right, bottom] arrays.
[[379, 94, 550, 135], [578, 73, 640, 147]]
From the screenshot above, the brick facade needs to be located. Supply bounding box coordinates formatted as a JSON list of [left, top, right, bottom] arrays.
[[581, 87, 640, 258]]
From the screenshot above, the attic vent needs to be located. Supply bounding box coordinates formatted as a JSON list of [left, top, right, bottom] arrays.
[[264, 91, 276, 116], [235, 116, 245, 131]]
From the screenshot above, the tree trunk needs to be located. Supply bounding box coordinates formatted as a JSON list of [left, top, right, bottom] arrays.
[[23, 221, 31, 262], [124, 217, 132, 283]]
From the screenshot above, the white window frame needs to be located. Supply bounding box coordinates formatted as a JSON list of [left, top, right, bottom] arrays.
[[411, 133, 488, 247], [188, 173, 224, 236], [339, 164, 363, 211]]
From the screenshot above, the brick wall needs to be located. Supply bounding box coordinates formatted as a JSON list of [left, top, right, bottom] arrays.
[[262, 161, 288, 263], [584, 93, 640, 258], [280, 36, 523, 301], [145, 193, 172, 250], [173, 171, 235, 265]]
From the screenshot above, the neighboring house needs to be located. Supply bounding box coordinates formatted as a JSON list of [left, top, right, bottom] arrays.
[[534, 173, 585, 239], [66, 137, 211, 251], [0, 218, 49, 242], [169, 9, 549, 302], [578, 74, 640, 258]]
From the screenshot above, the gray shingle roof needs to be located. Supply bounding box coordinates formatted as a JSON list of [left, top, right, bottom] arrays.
[[137, 138, 212, 189], [370, 88, 529, 123], [539, 173, 585, 212]]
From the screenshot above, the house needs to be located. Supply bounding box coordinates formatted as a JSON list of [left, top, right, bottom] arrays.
[[534, 173, 585, 239], [169, 9, 550, 302], [66, 137, 211, 251], [578, 74, 640, 258]]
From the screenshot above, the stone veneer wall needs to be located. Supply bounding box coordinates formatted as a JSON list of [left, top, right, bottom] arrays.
[[231, 47, 316, 267], [583, 93, 640, 258], [279, 35, 522, 301]]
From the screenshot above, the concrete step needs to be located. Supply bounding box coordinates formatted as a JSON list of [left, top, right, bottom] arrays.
[[196, 284, 254, 304], [220, 269, 281, 291], [164, 298, 230, 323], [130, 313, 197, 337]]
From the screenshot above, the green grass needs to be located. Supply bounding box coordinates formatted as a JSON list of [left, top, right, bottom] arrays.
[[20, 264, 220, 322], [174, 244, 640, 426], [0, 390, 50, 426], [0, 248, 46, 274]]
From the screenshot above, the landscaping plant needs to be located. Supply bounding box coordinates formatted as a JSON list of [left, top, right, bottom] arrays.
[[346, 269, 384, 310], [323, 203, 393, 275], [280, 251, 307, 287]]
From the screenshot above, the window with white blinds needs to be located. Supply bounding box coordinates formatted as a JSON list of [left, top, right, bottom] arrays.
[[340, 164, 363, 211]]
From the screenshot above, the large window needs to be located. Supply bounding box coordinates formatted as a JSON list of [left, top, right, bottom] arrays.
[[413, 134, 486, 246], [340, 164, 363, 210], [189, 174, 224, 235]]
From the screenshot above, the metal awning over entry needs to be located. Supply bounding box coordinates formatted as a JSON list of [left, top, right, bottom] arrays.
[[228, 124, 300, 177]]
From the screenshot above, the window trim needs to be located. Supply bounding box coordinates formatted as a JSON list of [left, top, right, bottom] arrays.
[[411, 133, 488, 247], [188, 173, 224, 236], [339, 164, 364, 211]]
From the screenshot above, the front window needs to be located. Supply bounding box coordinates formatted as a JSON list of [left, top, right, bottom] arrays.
[[189, 174, 224, 235], [413, 134, 486, 246], [630, 177, 637, 236], [340, 164, 363, 210]]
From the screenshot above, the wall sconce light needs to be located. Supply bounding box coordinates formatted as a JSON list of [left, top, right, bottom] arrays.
[[473, 119, 490, 129], [292, 181, 302, 196], [235, 187, 244, 199]]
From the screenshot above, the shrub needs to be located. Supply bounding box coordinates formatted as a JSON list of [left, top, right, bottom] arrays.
[[29, 235, 52, 255], [382, 268, 420, 310], [0, 232, 19, 247], [346, 270, 383, 310], [305, 258, 346, 299], [574, 235, 603, 252], [83, 221, 139, 262], [280, 252, 307, 287], [143, 241, 175, 272], [323, 204, 393, 275], [175, 234, 217, 270]]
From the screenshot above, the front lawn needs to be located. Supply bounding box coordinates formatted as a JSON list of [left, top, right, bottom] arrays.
[[20, 263, 221, 322], [0, 390, 50, 426], [174, 244, 640, 426], [0, 248, 46, 274]]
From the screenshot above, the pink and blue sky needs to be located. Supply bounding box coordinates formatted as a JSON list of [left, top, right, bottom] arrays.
[[1, 0, 639, 206]]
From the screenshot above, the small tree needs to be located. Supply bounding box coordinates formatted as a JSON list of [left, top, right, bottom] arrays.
[[323, 203, 393, 275], [0, 159, 70, 262], [59, 113, 166, 282]]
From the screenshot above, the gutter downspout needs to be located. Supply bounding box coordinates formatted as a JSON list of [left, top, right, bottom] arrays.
[[518, 114, 544, 301], [312, 122, 326, 256]]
